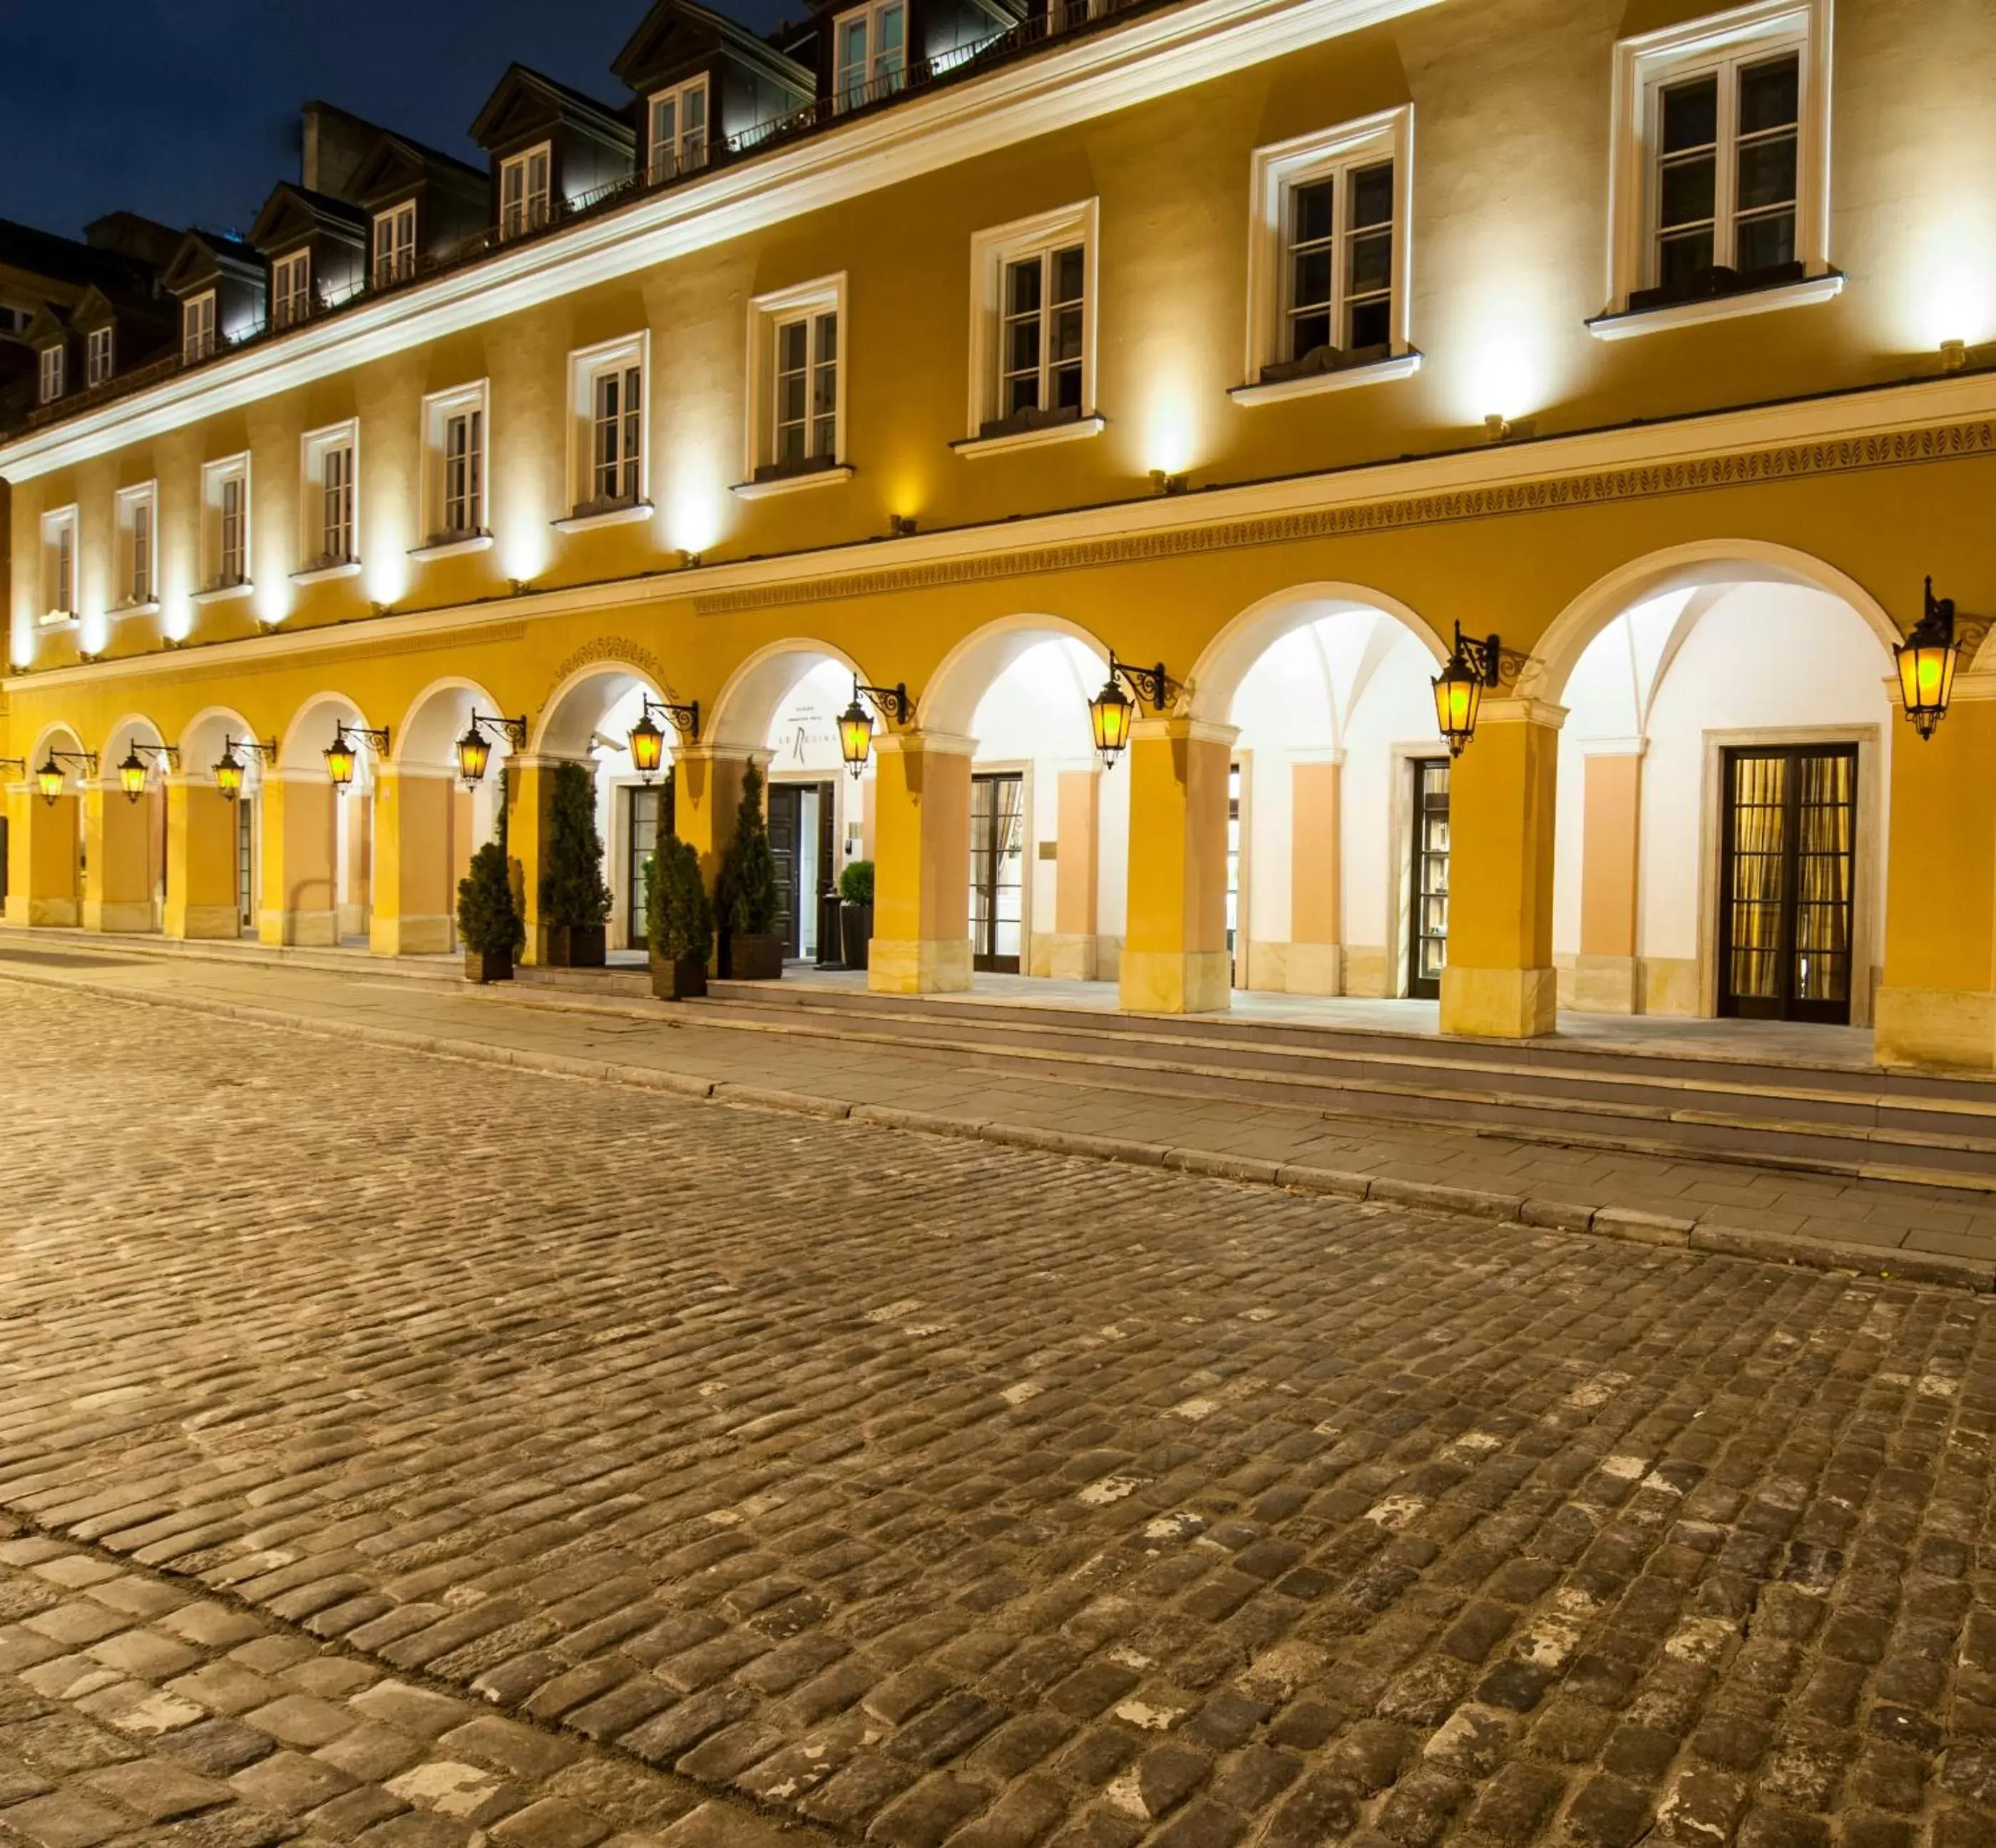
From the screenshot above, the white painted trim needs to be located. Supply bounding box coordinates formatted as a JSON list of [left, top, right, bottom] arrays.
[[565, 329, 651, 518], [35, 612, 78, 633], [408, 533, 494, 562], [1587, 272, 1843, 340], [290, 559, 364, 586], [0, 0, 1446, 483], [966, 197, 1100, 440], [108, 600, 162, 621], [113, 479, 159, 612], [551, 500, 656, 534], [1229, 350, 1421, 405], [951, 414, 1106, 458], [199, 451, 252, 597], [744, 272, 849, 483], [191, 580, 255, 607], [419, 377, 491, 546], [732, 465, 856, 500], [299, 417, 362, 574]]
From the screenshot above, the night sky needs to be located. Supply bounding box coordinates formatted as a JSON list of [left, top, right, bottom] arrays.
[[0, 0, 789, 245]]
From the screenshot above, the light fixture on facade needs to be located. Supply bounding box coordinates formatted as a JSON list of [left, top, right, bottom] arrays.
[[324, 722, 391, 794], [213, 736, 277, 801], [1942, 339, 1969, 374], [454, 712, 528, 786], [1896, 578, 1963, 741], [1088, 654, 1177, 768], [1433, 623, 1504, 756], [35, 748, 97, 806], [628, 692, 700, 781], [118, 739, 179, 802], [838, 678, 915, 778]]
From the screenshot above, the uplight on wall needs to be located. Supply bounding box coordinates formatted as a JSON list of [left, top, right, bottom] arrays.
[[1902, 204, 1996, 354], [1144, 376, 1199, 483]]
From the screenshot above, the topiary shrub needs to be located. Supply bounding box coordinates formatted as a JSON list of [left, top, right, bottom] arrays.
[[721, 761, 779, 937], [647, 836, 712, 965], [457, 840, 524, 956], [541, 760, 613, 928], [839, 858, 874, 906]]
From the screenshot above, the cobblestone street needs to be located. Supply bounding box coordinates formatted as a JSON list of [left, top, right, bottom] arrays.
[[3, 977, 1995, 1847]]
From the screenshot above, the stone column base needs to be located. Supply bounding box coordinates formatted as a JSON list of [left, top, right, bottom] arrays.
[[371, 913, 452, 956], [869, 937, 973, 995], [1875, 986, 1996, 1070], [1285, 942, 1344, 996], [259, 908, 339, 948], [20, 898, 81, 928], [1043, 933, 1099, 980], [166, 905, 241, 941], [1570, 953, 1639, 1015], [83, 900, 156, 935], [1120, 948, 1232, 1015], [1440, 962, 1557, 1038]]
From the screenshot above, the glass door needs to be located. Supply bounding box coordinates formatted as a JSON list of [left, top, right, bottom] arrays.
[[1407, 758, 1450, 999], [237, 797, 256, 933], [970, 772, 1025, 973], [1719, 744, 1857, 1024], [1225, 763, 1242, 985], [625, 776, 672, 948]]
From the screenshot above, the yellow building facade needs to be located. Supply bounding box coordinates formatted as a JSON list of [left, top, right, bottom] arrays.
[[6, 0, 1996, 1064]]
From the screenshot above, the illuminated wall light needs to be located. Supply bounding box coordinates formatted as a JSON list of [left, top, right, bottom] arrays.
[[667, 476, 724, 561], [1902, 201, 1996, 352], [1144, 376, 1200, 480], [78, 605, 110, 657], [162, 595, 194, 645]]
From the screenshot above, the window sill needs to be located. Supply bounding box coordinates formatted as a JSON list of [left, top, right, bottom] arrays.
[[36, 610, 78, 632], [1229, 350, 1423, 406], [291, 559, 363, 586], [409, 532, 494, 562], [552, 500, 655, 534], [110, 600, 160, 620], [951, 415, 1105, 458], [1586, 270, 1845, 341], [732, 464, 855, 500], [192, 581, 255, 607]]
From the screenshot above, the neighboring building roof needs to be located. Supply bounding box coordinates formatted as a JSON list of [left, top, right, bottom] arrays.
[[0, 217, 158, 302]]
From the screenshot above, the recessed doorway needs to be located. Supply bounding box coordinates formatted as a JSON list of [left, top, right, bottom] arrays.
[[1406, 756, 1450, 1000], [970, 771, 1025, 973]]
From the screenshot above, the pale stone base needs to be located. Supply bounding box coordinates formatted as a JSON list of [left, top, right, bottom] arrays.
[[1120, 948, 1232, 1015], [19, 897, 81, 928], [1440, 962, 1558, 1038], [1570, 953, 1639, 1015], [371, 913, 453, 956], [83, 900, 156, 935], [1244, 940, 1286, 993], [166, 905, 240, 941], [1285, 942, 1344, 996], [1343, 944, 1390, 998], [1040, 933, 1099, 980], [337, 902, 369, 939], [1095, 935, 1122, 982], [260, 908, 339, 948], [1875, 985, 1996, 1070], [869, 936, 973, 995], [1640, 956, 1700, 1016]]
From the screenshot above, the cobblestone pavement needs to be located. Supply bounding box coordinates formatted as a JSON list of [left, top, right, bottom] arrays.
[[3, 979, 1995, 1847]]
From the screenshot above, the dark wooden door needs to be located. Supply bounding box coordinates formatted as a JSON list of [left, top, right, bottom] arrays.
[[767, 784, 802, 956]]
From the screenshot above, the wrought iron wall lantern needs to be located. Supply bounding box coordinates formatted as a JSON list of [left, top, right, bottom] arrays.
[[325, 722, 390, 793], [1088, 654, 1179, 767], [839, 679, 916, 778], [213, 737, 277, 800], [1896, 578, 1965, 741], [628, 692, 700, 781], [118, 740, 180, 801], [35, 749, 98, 805], [454, 712, 528, 786], [1432, 624, 1504, 756]]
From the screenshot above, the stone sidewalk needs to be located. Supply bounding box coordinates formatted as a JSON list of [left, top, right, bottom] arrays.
[[0, 936, 1991, 1286]]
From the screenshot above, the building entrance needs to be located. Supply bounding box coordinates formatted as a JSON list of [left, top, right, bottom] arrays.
[[769, 780, 834, 960], [1407, 758, 1450, 1000], [970, 771, 1025, 973]]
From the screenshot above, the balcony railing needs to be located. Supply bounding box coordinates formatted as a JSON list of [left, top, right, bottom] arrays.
[[9, 0, 1165, 438]]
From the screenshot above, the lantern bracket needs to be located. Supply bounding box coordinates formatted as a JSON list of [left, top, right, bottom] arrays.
[[127, 741, 181, 771], [0, 758, 24, 777], [45, 749, 100, 775], [230, 737, 280, 764], [640, 692, 701, 743], [466, 711, 528, 750], [1447, 625, 1503, 691], [855, 681, 915, 727], [1107, 654, 1179, 713], [331, 722, 391, 756]]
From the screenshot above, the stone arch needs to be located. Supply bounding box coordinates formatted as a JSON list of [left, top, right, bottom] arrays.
[[530, 655, 671, 759], [178, 706, 265, 786], [397, 676, 511, 771], [707, 638, 868, 753], [99, 711, 170, 771], [280, 691, 384, 776], [25, 719, 91, 771], [1520, 540, 1900, 705], [921, 613, 1112, 738]]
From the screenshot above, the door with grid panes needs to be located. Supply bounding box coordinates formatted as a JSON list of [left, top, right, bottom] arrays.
[[1407, 759, 1450, 1000], [1718, 745, 1857, 1024], [969, 773, 1025, 973], [624, 775, 673, 949]]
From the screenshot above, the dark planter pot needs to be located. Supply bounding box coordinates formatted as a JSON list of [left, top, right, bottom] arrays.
[[544, 923, 607, 968], [723, 932, 784, 981], [464, 947, 513, 984], [840, 902, 873, 972], [650, 952, 708, 1001]]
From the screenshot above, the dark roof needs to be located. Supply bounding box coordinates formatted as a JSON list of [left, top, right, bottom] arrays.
[[160, 229, 265, 298], [347, 130, 489, 210], [247, 182, 367, 256], [0, 217, 157, 298], [469, 63, 635, 151], [613, 0, 814, 96]]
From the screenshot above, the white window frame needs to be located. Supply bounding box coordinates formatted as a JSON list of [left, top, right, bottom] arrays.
[[86, 326, 114, 388], [648, 77, 711, 183], [414, 379, 493, 558], [960, 199, 1102, 456], [500, 144, 553, 241], [41, 505, 78, 625], [556, 332, 652, 531], [37, 344, 63, 404], [1598, 0, 1835, 334], [737, 274, 851, 498], [182, 292, 217, 365], [114, 482, 159, 612], [374, 202, 416, 287], [198, 453, 253, 600], [1235, 106, 1419, 406], [833, 0, 908, 113], [297, 420, 362, 580], [271, 249, 312, 329]]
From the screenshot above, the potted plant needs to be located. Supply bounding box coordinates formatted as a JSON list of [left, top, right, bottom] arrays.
[[719, 761, 783, 980], [647, 836, 712, 1001], [540, 759, 612, 967], [457, 840, 523, 982], [839, 858, 874, 972]]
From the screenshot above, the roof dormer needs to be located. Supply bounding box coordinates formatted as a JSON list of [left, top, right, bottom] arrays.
[[248, 183, 367, 329], [469, 65, 636, 242], [613, 1, 813, 183], [347, 133, 488, 290], [160, 230, 265, 364]]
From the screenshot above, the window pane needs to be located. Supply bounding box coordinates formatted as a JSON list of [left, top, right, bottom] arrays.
[[1006, 318, 1040, 374], [878, 4, 904, 53], [1006, 374, 1040, 414], [1737, 133, 1797, 211], [1291, 178, 1333, 247], [1052, 361, 1083, 411], [1349, 162, 1393, 230], [685, 86, 706, 131], [1052, 303, 1083, 364], [1347, 226, 1392, 297], [1291, 247, 1333, 309], [1659, 227, 1714, 289], [1289, 309, 1331, 360], [1053, 244, 1085, 304], [1347, 296, 1391, 350], [778, 374, 806, 422], [779, 320, 807, 369], [1736, 209, 1796, 273], [1659, 154, 1716, 230], [1661, 76, 1718, 153], [1739, 54, 1800, 134], [1006, 258, 1041, 316], [815, 312, 837, 364]]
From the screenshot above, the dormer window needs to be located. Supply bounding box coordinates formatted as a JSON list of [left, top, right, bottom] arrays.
[[500, 145, 553, 240], [373, 202, 416, 287], [37, 344, 63, 404], [648, 78, 709, 183], [86, 326, 113, 386], [183, 292, 217, 364], [834, 0, 906, 112], [271, 250, 312, 330]]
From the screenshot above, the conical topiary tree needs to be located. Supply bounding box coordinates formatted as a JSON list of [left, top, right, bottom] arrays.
[[722, 761, 779, 937], [541, 760, 613, 928], [457, 840, 524, 958], [647, 836, 712, 966]]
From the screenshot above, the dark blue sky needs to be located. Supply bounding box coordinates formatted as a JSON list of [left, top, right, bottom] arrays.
[[0, 0, 789, 244]]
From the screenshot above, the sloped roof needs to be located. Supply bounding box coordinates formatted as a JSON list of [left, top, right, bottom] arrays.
[[470, 63, 635, 153]]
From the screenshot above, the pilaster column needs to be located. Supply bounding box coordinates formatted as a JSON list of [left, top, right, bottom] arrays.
[[1573, 740, 1644, 1013], [1878, 687, 1996, 1067], [164, 774, 240, 940], [672, 746, 757, 893], [4, 780, 81, 927], [869, 730, 973, 995], [83, 779, 157, 933], [1288, 749, 1344, 995], [371, 768, 456, 956], [1049, 761, 1100, 980], [504, 756, 560, 967], [1118, 716, 1236, 1015], [1438, 698, 1564, 1039], [257, 770, 339, 947]]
